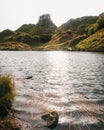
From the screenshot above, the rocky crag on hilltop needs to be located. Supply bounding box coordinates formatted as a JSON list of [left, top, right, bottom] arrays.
[[36, 14, 57, 34], [16, 14, 57, 35], [0, 14, 57, 50], [0, 13, 104, 51]]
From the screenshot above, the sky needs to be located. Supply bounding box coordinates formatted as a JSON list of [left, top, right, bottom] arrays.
[[0, 0, 104, 31]]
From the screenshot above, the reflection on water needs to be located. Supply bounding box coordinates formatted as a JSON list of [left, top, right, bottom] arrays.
[[0, 51, 104, 130]]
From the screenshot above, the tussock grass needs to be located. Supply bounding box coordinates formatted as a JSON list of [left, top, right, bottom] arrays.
[[0, 75, 15, 118]]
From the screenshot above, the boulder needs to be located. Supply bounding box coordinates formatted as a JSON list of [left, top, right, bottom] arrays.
[[41, 110, 59, 129]]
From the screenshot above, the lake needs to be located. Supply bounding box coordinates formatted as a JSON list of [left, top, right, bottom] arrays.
[[0, 51, 104, 130]]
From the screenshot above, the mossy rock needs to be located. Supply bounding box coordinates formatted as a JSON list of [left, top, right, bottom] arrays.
[[0, 76, 15, 118]]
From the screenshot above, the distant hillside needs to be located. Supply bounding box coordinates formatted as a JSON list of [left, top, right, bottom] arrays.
[[0, 29, 15, 42], [16, 24, 36, 35], [59, 16, 98, 34], [0, 13, 104, 51], [16, 14, 57, 36], [0, 29, 14, 37]]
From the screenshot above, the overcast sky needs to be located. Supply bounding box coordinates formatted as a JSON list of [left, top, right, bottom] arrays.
[[0, 0, 104, 31]]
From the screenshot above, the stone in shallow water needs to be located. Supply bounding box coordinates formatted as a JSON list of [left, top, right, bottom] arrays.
[[25, 76, 33, 79], [41, 110, 59, 129]]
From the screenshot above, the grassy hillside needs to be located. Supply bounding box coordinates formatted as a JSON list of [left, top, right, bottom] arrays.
[[0, 29, 15, 43], [0, 13, 104, 51], [41, 13, 104, 51], [39, 31, 87, 51], [41, 28, 104, 51], [5, 32, 34, 44], [39, 30, 78, 50], [0, 42, 31, 50], [76, 29, 104, 51], [59, 16, 98, 34], [15, 24, 36, 35]]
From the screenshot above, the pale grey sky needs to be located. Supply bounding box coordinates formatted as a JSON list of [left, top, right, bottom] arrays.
[[0, 0, 104, 31]]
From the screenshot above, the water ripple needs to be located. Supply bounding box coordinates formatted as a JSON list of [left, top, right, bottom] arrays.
[[0, 51, 104, 130]]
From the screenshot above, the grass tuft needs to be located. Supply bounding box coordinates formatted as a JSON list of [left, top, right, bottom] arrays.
[[0, 75, 15, 118]]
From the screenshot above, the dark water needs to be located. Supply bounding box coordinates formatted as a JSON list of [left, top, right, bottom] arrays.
[[0, 51, 104, 130]]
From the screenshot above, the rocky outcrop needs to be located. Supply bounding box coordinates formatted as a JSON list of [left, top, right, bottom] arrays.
[[36, 14, 57, 35], [41, 110, 59, 129]]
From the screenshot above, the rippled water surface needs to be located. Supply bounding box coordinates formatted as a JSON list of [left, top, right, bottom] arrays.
[[0, 51, 104, 130]]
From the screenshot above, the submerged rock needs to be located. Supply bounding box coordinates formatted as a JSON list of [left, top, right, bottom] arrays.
[[41, 110, 59, 129], [25, 76, 33, 79]]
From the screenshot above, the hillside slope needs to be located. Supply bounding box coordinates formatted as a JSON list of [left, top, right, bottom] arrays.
[[41, 28, 104, 51], [0, 42, 31, 50], [40, 13, 104, 51], [39, 30, 78, 50], [76, 29, 104, 51]]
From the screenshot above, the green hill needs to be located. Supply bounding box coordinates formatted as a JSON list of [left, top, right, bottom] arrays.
[[0, 29, 15, 42], [59, 16, 98, 34], [15, 24, 36, 35], [0, 29, 14, 38]]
